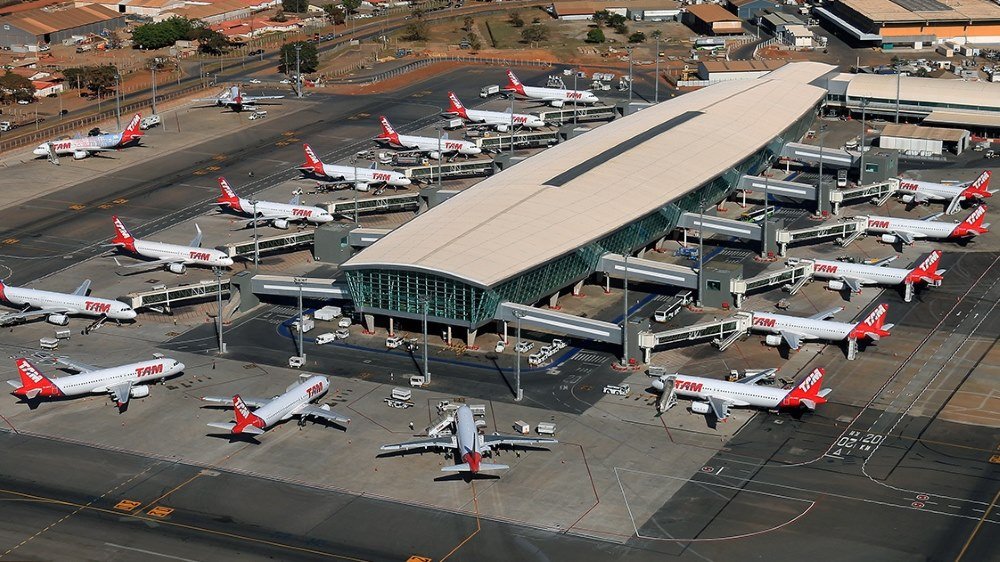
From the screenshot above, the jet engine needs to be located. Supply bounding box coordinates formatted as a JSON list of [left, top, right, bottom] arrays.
[[690, 401, 711, 415], [764, 334, 783, 347], [272, 219, 290, 230], [900, 194, 915, 204], [496, 124, 509, 132], [354, 182, 371, 192], [167, 263, 187, 274], [827, 280, 846, 291], [46, 314, 69, 326], [129, 386, 150, 399], [428, 151, 441, 160], [73, 150, 89, 160], [880, 234, 899, 244], [549, 100, 564, 108]]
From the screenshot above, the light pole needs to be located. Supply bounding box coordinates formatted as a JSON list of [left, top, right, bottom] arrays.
[[295, 277, 306, 361], [435, 126, 443, 190], [895, 70, 901, 124], [762, 176, 769, 258], [114, 70, 122, 131], [351, 156, 360, 225], [654, 35, 660, 103], [295, 43, 302, 98], [572, 67, 578, 126], [514, 311, 524, 401], [621, 253, 630, 366], [860, 98, 869, 185], [627, 46, 634, 103], [151, 63, 158, 115], [420, 298, 431, 384], [509, 94, 515, 152], [251, 199, 260, 271], [214, 267, 224, 353]]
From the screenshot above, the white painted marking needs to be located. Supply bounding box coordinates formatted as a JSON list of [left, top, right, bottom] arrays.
[[104, 543, 202, 562]]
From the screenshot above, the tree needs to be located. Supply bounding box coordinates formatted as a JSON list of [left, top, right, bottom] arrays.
[[131, 16, 193, 49], [272, 7, 288, 22], [323, 3, 345, 24], [279, 41, 319, 74], [402, 11, 429, 40], [628, 31, 645, 43], [462, 16, 474, 32], [0, 71, 35, 103], [342, 0, 361, 14], [520, 24, 549, 43], [464, 32, 481, 51], [614, 21, 628, 35], [606, 13, 626, 28], [282, 0, 309, 12], [593, 10, 609, 24], [190, 26, 231, 54], [508, 10, 524, 27], [585, 28, 605, 43]]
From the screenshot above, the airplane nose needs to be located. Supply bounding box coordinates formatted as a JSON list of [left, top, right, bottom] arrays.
[[468, 147, 482, 154], [175, 362, 186, 372], [33, 147, 47, 155], [651, 378, 665, 391], [123, 309, 138, 320], [220, 257, 235, 266], [318, 214, 334, 222], [399, 178, 412, 186]]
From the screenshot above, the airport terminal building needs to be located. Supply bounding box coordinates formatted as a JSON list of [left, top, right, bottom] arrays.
[[341, 63, 835, 337]]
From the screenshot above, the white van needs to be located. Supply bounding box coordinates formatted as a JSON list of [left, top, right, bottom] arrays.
[[386, 336, 404, 349], [315, 332, 336, 345], [603, 384, 630, 396], [338, 317, 352, 328], [140, 115, 161, 130]]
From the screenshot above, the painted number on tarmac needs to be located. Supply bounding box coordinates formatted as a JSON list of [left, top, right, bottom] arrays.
[[114, 499, 141, 512], [828, 430, 885, 458], [147, 506, 174, 518]]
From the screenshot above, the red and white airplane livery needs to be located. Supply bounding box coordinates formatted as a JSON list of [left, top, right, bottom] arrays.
[[203, 375, 350, 436], [0, 278, 136, 326], [651, 367, 831, 421], [861, 205, 989, 245], [750, 303, 893, 351], [33, 113, 143, 161], [797, 250, 946, 297], [375, 116, 481, 158], [8, 356, 185, 409], [299, 143, 410, 190], [109, 216, 233, 274], [380, 404, 556, 474], [897, 170, 992, 214], [503, 70, 599, 107], [444, 91, 545, 131], [216, 177, 333, 228], [194, 85, 284, 112]]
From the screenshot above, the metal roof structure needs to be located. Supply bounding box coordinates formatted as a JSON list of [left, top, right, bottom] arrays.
[[835, 0, 1000, 23], [880, 123, 969, 142], [344, 62, 834, 288], [844, 73, 1000, 112], [0, 4, 120, 36]]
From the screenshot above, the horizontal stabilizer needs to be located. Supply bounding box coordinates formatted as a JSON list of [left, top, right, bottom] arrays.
[[6, 379, 19, 389], [800, 399, 817, 410], [818, 388, 833, 398], [206, 422, 236, 432], [236, 425, 265, 435], [441, 462, 509, 472]]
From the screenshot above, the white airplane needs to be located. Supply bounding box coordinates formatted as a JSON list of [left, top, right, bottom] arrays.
[[298, 143, 411, 191], [750, 303, 893, 351], [374, 116, 482, 158], [651, 367, 831, 421], [202, 375, 350, 436], [799, 250, 946, 295], [861, 205, 989, 245], [7, 356, 184, 409], [216, 177, 333, 228], [0, 278, 136, 326], [194, 85, 284, 112], [444, 91, 545, 131], [33, 113, 143, 161], [503, 70, 599, 107], [379, 404, 557, 474], [897, 170, 993, 214], [109, 215, 234, 274]]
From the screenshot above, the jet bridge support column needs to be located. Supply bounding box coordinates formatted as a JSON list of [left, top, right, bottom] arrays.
[[846, 338, 858, 361], [604, 274, 612, 294], [571, 280, 585, 297], [388, 317, 395, 337], [363, 313, 376, 335], [466, 328, 477, 349], [499, 319, 508, 342], [816, 178, 832, 216], [549, 292, 561, 310]]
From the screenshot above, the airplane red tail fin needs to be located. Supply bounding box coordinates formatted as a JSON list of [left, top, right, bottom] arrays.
[[781, 367, 827, 409], [12, 358, 61, 399], [446, 92, 468, 118], [302, 143, 325, 174], [121, 113, 143, 142], [907, 250, 943, 283], [952, 205, 989, 237], [504, 70, 525, 95], [0, 279, 7, 302], [850, 303, 891, 340], [216, 177, 243, 211], [965, 170, 992, 197], [111, 215, 132, 242], [232, 394, 265, 432], [377, 116, 400, 144]]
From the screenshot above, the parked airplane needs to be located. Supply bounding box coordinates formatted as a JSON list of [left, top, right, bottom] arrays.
[[503, 70, 600, 107], [7, 356, 184, 409], [33, 113, 143, 161], [0, 278, 136, 326], [109, 215, 233, 274], [194, 85, 284, 112], [797, 250, 945, 295], [862, 205, 989, 245], [379, 404, 557, 474], [651, 367, 831, 421], [750, 303, 893, 351], [444, 91, 545, 131], [216, 177, 333, 228], [299, 143, 410, 190], [375, 116, 482, 158], [897, 170, 992, 214], [202, 375, 350, 436]]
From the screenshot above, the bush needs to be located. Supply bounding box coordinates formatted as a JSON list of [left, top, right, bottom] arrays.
[[282, 0, 309, 12], [131, 16, 192, 50], [614, 22, 628, 35], [586, 28, 605, 43], [279, 41, 319, 74], [520, 24, 549, 43], [402, 11, 429, 40], [509, 10, 524, 27], [628, 31, 645, 43]]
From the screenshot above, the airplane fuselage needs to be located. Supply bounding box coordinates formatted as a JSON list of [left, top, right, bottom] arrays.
[[454, 405, 482, 472], [862, 215, 964, 240], [230, 197, 333, 224], [810, 259, 910, 286], [669, 375, 787, 409], [16, 358, 184, 399], [0, 284, 135, 320], [381, 133, 481, 156], [319, 164, 411, 187], [252, 376, 329, 428], [517, 85, 599, 106], [462, 109, 544, 129], [128, 239, 233, 268], [751, 312, 854, 342]]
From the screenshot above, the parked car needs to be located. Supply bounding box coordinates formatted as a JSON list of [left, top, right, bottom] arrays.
[[335, 328, 350, 339], [338, 317, 352, 328], [249, 78, 262, 84], [494, 339, 506, 353], [514, 341, 534, 353]]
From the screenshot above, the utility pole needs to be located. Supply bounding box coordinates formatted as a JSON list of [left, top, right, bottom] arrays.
[[654, 35, 660, 103], [436, 126, 443, 190], [514, 311, 524, 401], [762, 175, 769, 258], [421, 298, 430, 384], [295, 277, 306, 361], [572, 67, 578, 126], [621, 253, 630, 366], [295, 43, 302, 98], [895, 70, 901, 124], [215, 267, 224, 353], [251, 199, 259, 272], [114, 70, 122, 131], [151, 65, 157, 115], [509, 94, 515, 152]]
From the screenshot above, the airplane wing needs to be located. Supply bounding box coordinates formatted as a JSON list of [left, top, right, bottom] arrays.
[[189, 224, 203, 248], [288, 193, 301, 206], [736, 368, 777, 385], [245, 95, 284, 101], [0, 307, 73, 323], [920, 212, 943, 222], [893, 230, 917, 245], [379, 435, 457, 452], [54, 357, 99, 373], [114, 256, 184, 269], [481, 433, 558, 449], [808, 306, 843, 320], [72, 279, 92, 296], [946, 195, 963, 216], [839, 277, 864, 293], [296, 404, 350, 426], [706, 395, 734, 421], [108, 381, 132, 406], [780, 331, 807, 350], [201, 396, 271, 408], [868, 255, 897, 267]]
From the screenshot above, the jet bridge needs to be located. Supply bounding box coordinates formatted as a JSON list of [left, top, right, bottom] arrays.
[[738, 175, 817, 201], [323, 193, 421, 218], [476, 130, 560, 152], [494, 302, 622, 344], [348, 228, 391, 248], [403, 159, 495, 182], [775, 217, 867, 256], [676, 213, 762, 241], [829, 179, 898, 214], [250, 275, 351, 300], [220, 230, 315, 259], [730, 261, 814, 307], [122, 278, 231, 312], [780, 143, 855, 168], [597, 253, 698, 289], [537, 105, 617, 124], [637, 312, 753, 362]]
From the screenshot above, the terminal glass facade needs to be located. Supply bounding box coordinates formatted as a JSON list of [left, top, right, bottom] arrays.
[[345, 105, 818, 328]]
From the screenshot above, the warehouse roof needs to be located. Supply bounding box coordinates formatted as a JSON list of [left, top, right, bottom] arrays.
[[845, 73, 1000, 112], [837, 0, 1000, 23], [924, 110, 1000, 128], [700, 60, 786, 73], [0, 4, 121, 35], [686, 3, 741, 22], [880, 123, 968, 142], [343, 62, 834, 287]]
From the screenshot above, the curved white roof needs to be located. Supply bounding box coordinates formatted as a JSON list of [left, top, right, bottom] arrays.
[[845, 73, 1000, 112], [344, 62, 834, 287]]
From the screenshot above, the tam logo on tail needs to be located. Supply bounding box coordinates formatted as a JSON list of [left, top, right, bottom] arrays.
[[970, 171, 991, 195], [909, 250, 942, 281], [231, 394, 265, 432], [447, 92, 468, 118], [216, 177, 243, 211], [781, 367, 827, 409], [110, 215, 137, 252], [378, 116, 400, 144], [505, 70, 526, 95], [850, 304, 892, 341], [122, 113, 143, 141], [952, 205, 989, 237], [13, 358, 61, 399]]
